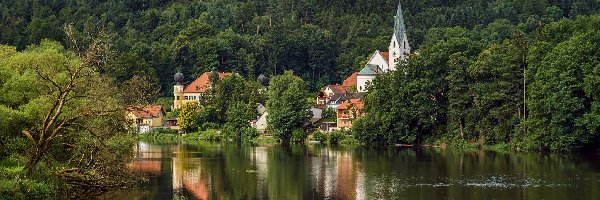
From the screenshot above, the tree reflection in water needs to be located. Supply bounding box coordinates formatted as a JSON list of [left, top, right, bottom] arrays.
[[118, 142, 600, 200]]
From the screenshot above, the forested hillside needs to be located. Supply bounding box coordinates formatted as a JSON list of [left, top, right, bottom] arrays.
[[2, 0, 597, 96]]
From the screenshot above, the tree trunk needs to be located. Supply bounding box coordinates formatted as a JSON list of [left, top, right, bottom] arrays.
[[25, 148, 44, 173]]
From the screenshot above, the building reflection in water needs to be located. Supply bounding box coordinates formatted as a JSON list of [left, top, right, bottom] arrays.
[[171, 144, 210, 200], [129, 142, 162, 175], [310, 147, 365, 200], [131, 142, 368, 199]]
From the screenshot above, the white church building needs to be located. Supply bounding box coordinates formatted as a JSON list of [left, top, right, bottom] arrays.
[[357, 1, 411, 92]]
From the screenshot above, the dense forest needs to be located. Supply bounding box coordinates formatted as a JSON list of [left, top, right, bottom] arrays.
[[2, 0, 599, 97], [354, 14, 600, 151]]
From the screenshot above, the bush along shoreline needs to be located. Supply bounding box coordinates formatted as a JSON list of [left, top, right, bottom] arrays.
[[138, 128, 278, 144]]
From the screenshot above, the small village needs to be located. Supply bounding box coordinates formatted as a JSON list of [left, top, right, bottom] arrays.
[[125, 2, 411, 138], [4, 0, 600, 199]]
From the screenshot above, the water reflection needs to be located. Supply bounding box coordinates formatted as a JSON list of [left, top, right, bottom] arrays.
[[117, 142, 600, 200]]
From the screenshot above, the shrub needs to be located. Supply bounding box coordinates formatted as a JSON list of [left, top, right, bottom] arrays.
[[189, 130, 223, 141], [146, 128, 178, 135], [201, 122, 220, 131], [312, 131, 326, 143], [339, 137, 361, 146], [291, 128, 306, 143], [328, 130, 346, 145], [242, 128, 259, 142]]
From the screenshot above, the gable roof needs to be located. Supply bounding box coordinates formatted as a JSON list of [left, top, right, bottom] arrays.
[[380, 51, 390, 62], [183, 72, 234, 93], [342, 72, 358, 87], [326, 85, 348, 94], [337, 99, 364, 110], [328, 93, 363, 105], [127, 105, 164, 118], [358, 64, 383, 75]]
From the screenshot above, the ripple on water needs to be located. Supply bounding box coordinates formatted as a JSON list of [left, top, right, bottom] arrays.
[[371, 174, 572, 189]]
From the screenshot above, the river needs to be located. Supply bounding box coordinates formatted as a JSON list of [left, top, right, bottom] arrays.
[[104, 141, 600, 200]]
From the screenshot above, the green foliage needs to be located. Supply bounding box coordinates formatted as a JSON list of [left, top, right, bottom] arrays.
[[177, 101, 202, 132], [355, 15, 600, 151], [267, 71, 312, 143], [146, 128, 179, 135], [291, 128, 307, 143], [328, 131, 346, 145], [339, 137, 362, 146], [524, 16, 600, 151], [0, 156, 55, 200], [184, 130, 223, 142], [312, 131, 326, 143], [321, 107, 337, 122], [3, 0, 589, 95], [165, 109, 180, 120]]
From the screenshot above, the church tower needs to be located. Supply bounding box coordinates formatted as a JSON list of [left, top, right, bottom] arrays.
[[388, 1, 411, 71]]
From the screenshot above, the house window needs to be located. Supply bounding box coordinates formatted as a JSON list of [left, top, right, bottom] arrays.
[[404, 41, 406, 48], [393, 41, 396, 48], [176, 96, 180, 100], [184, 96, 188, 100]]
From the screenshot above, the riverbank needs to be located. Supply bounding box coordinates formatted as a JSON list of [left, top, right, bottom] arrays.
[[139, 129, 279, 145]]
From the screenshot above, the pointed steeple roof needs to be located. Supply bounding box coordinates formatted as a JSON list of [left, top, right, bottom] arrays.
[[394, 1, 406, 42]]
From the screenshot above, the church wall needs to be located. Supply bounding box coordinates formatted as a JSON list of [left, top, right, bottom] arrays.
[[367, 52, 390, 72], [357, 75, 376, 93]]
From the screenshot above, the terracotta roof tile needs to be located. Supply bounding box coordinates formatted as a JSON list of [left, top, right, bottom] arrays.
[[342, 72, 358, 87], [127, 105, 164, 118], [380, 51, 390, 62], [337, 99, 364, 110], [327, 85, 348, 94], [183, 72, 234, 93]]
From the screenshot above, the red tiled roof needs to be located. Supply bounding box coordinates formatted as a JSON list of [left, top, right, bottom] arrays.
[[327, 85, 348, 94], [380, 51, 390, 62], [337, 99, 364, 110], [342, 72, 358, 87], [127, 105, 163, 118], [183, 72, 234, 93]]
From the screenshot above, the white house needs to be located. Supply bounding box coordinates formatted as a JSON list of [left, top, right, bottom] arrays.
[[254, 111, 268, 133]]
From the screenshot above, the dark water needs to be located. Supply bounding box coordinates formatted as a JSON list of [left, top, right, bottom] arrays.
[[107, 141, 600, 200]]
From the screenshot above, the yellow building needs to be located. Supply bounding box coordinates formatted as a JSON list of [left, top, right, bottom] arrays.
[[173, 71, 233, 109], [126, 105, 165, 133]]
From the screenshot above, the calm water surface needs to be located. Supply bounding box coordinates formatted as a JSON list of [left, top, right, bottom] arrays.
[[107, 141, 600, 200]]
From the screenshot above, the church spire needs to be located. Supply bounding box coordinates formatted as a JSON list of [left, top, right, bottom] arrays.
[[394, 0, 406, 41]]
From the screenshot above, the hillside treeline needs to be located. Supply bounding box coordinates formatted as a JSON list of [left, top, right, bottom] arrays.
[[2, 0, 596, 96]]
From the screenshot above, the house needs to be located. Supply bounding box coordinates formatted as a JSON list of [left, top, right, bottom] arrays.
[[326, 93, 363, 109], [316, 72, 359, 107], [251, 103, 269, 133], [126, 105, 165, 133], [254, 111, 268, 133], [336, 99, 364, 129], [173, 71, 234, 109]]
